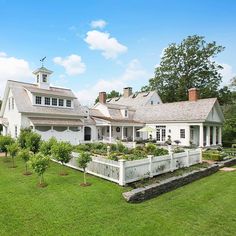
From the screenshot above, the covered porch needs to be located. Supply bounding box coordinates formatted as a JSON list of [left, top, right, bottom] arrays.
[[190, 123, 222, 147], [95, 118, 144, 143]]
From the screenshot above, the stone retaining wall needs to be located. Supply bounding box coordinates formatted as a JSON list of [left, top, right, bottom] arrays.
[[123, 158, 236, 203]]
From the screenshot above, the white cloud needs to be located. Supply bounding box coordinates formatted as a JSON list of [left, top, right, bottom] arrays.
[[53, 54, 86, 76], [90, 20, 107, 29], [76, 59, 148, 105], [84, 30, 127, 59], [0, 53, 32, 98], [219, 63, 236, 86]]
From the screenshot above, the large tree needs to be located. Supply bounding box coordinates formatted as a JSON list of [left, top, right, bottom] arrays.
[[142, 35, 225, 102], [95, 90, 121, 104]]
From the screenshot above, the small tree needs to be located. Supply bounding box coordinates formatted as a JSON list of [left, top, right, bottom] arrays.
[[18, 149, 32, 175], [77, 152, 92, 186], [40, 137, 57, 156], [7, 142, 19, 168], [0, 135, 14, 158], [25, 132, 41, 154], [30, 153, 50, 187], [18, 128, 32, 149], [51, 141, 72, 175]]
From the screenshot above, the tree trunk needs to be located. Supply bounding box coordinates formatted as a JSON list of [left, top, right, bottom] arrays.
[[12, 157, 14, 168], [83, 168, 86, 184], [25, 163, 28, 173]]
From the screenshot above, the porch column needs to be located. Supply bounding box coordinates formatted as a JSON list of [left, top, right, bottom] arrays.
[[212, 126, 217, 145], [132, 126, 135, 142], [218, 126, 222, 145], [121, 126, 124, 140], [199, 124, 204, 147], [109, 125, 112, 143], [206, 126, 211, 146]]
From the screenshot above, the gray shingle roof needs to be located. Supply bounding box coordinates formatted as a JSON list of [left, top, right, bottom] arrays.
[[7, 80, 86, 117], [29, 117, 83, 126], [107, 91, 158, 107], [134, 98, 218, 122]]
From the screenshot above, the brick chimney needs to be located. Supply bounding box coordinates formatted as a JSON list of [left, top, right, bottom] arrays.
[[188, 88, 199, 102], [99, 92, 106, 104], [123, 87, 132, 98]]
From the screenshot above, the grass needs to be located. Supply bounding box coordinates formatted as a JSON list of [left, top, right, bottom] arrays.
[[0, 156, 236, 236]]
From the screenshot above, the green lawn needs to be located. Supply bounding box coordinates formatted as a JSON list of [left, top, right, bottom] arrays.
[[0, 157, 235, 236]]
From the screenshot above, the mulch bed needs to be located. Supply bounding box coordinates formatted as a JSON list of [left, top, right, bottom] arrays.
[[80, 183, 92, 187]]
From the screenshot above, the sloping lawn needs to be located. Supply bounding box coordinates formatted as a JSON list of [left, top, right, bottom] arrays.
[[0, 156, 235, 236]]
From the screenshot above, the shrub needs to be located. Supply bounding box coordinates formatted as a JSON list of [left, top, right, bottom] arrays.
[[0, 135, 14, 157], [202, 150, 227, 161], [116, 141, 126, 153], [25, 132, 41, 153], [145, 143, 157, 155], [173, 147, 185, 153], [30, 153, 50, 187], [153, 148, 169, 156], [18, 148, 32, 174], [91, 142, 107, 151], [77, 152, 92, 185], [51, 141, 73, 175], [7, 142, 19, 168], [18, 128, 32, 149], [110, 143, 117, 152], [75, 144, 90, 152], [174, 140, 181, 146], [108, 152, 119, 161], [40, 137, 57, 156], [232, 144, 236, 149]]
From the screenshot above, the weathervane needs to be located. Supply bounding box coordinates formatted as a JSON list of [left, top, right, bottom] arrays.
[[40, 56, 46, 67]]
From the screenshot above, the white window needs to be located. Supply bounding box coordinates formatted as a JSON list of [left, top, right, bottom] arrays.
[[44, 97, 50, 105], [151, 100, 154, 105], [12, 98, 14, 109], [52, 98, 57, 106], [180, 129, 185, 138], [59, 99, 64, 107], [125, 110, 128, 117], [42, 74, 47, 82], [66, 100, 72, 107], [37, 75, 39, 83], [35, 96, 42, 105], [15, 125, 17, 138]]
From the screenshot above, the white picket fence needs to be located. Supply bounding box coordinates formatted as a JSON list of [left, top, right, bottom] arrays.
[[62, 149, 202, 186]]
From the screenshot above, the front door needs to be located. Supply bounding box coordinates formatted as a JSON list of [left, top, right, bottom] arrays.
[[156, 126, 166, 142]]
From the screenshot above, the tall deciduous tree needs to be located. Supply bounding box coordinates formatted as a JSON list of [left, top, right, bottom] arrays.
[[142, 35, 225, 102]]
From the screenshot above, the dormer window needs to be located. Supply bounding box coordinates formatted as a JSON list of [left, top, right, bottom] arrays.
[[42, 74, 47, 83], [59, 99, 64, 107], [66, 100, 72, 107], [125, 109, 128, 117], [37, 75, 39, 83], [44, 97, 50, 105], [52, 98, 57, 106], [151, 100, 154, 105], [35, 96, 42, 105]]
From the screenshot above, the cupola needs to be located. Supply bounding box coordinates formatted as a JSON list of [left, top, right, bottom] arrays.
[[33, 66, 53, 90]]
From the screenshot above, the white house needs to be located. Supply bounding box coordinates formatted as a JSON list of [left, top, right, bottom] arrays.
[[0, 66, 87, 145], [0, 66, 224, 147], [90, 88, 224, 147]]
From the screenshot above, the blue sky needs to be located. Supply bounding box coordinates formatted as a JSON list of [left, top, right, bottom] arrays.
[[0, 0, 235, 105]]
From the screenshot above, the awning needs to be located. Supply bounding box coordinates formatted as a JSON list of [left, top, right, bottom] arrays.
[[0, 117, 9, 126], [29, 117, 83, 126]]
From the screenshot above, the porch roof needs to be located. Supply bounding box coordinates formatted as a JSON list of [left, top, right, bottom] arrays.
[[29, 117, 83, 126], [93, 116, 144, 126]]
